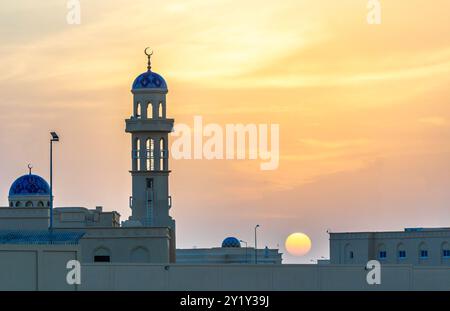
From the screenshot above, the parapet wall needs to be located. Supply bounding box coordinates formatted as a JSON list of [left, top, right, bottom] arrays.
[[1, 248, 449, 291], [79, 264, 450, 291]]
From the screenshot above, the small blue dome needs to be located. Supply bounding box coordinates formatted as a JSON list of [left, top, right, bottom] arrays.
[[9, 174, 50, 197], [222, 237, 241, 248], [132, 71, 167, 90]]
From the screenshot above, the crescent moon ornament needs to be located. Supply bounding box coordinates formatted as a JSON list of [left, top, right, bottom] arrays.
[[28, 164, 33, 174], [144, 47, 153, 57], [144, 47, 153, 71]]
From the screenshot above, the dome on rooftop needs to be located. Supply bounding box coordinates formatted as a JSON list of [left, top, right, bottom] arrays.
[[222, 237, 241, 248], [9, 174, 50, 197]]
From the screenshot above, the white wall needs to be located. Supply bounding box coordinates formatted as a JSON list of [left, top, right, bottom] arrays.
[[0, 245, 80, 291], [55, 227, 171, 263], [2, 247, 449, 291], [79, 264, 450, 291]]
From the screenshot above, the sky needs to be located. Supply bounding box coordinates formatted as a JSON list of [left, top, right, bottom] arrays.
[[0, 0, 450, 263]]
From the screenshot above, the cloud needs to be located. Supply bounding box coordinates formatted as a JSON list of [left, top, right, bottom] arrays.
[[1, 0, 450, 260]]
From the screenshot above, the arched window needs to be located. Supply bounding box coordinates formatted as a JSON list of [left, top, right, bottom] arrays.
[[15, 201, 21, 207], [377, 244, 387, 260], [147, 102, 153, 119], [441, 242, 450, 259], [397, 243, 406, 261], [37, 201, 44, 207], [158, 102, 163, 119], [146, 139, 150, 170], [136, 138, 141, 171], [136, 102, 142, 119], [160, 138, 165, 170], [419, 242, 428, 259], [146, 138, 154, 171], [25, 201, 33, 207], [130, 246, 150, 263], [93, 247, 111, 263]]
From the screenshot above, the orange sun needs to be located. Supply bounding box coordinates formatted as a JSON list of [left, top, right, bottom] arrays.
[[285, 232, 312, 256]]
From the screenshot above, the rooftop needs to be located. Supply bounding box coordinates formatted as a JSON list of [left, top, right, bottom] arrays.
[[0, 230, 85, 245]]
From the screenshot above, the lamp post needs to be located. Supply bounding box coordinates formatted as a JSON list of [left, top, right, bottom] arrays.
[[240, 240, 248, 264], [254, 224, 260, 264], [49, 132, 59, 230]]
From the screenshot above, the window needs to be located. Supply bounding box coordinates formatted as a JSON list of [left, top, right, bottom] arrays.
[[160, 138, 165, 170], [94, 256, 110, 263], [37, 201, 44, 207], [136, 102, 141, 118], [397, 243, 406, 262], [158, 102, 163, 118], [146, 138, 155, 171], [136, 138, 141, 171], [377, 244, 387, 260], [344, 243, 353, 263], [93, 247, 111, 263], [419, 242, 428, 259], [146, 178, 153, 189], [147, 102, 153, 119], [420, 250, 428, 259], [442, 243, 450, 259], [146, 138, 154, 171]]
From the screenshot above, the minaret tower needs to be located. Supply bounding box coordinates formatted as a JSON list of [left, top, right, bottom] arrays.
[[125, 49, 175, 257]]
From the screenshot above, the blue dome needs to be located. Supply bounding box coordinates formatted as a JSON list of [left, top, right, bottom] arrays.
[[222, 237, 241, 248], [9, 174, 50, 197], [132, 71, 167, 90]]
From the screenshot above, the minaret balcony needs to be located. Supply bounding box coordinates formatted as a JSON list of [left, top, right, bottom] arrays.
[[126, 118, 174, 133]]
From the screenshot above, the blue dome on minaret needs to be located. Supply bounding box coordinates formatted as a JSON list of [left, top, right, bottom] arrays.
[[132, 71, 167, 90], [132, 48, 167, 90], [9, 174, 50, 196]]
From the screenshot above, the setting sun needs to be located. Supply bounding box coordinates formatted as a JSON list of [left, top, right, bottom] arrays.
[[285, 233, 312, 257]]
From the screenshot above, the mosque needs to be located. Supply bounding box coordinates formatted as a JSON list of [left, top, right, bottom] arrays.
[[0, 51, 448, 291], [0, 50, 281, 266]]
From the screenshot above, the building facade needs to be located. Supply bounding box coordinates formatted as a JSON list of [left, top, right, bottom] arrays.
[[176, 237, 282, 264], [330, 228, 450, 266], [0, 50, 449, 291], [0, 51, 176, 265]]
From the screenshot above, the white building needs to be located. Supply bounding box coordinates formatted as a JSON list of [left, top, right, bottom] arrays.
[[177, 237, 282, 264], [330, 228, 450, 266], [0, 52, 176, 264]]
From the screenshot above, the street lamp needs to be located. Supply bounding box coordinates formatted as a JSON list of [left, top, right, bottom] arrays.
[[254, 224, 260, 264], [240, 240, 248, 263], [49, 132, 59, 230]]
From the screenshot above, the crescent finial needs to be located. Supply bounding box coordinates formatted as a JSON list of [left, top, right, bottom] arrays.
[[27, 164, 33, 175], [144, 47, 153, 71]]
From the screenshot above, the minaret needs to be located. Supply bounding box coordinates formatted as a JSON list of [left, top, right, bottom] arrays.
[[125, 48, 176, 260]]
